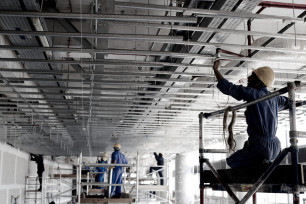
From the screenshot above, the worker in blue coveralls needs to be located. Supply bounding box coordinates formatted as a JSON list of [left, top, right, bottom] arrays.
[[150, 152, 164, 185], [110, 143, 128, 198], [95, 154, 108, 189], [212, 60, 289, 168]]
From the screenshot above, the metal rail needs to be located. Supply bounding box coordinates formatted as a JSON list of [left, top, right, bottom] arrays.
[[0, 11, 197, 23], [203, 85, 290, 119]]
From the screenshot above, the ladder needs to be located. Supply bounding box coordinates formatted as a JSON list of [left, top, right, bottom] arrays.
[[25, 176, 43, 204]]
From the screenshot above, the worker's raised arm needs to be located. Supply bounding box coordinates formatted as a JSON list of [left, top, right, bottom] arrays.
[[212, 60, 224, 82]]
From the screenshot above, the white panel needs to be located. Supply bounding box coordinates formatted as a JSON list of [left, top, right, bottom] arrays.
[[1, 152, 16, 185], [0, 150, 2, 185], [16, 157, 27, 185], [0, 189, 7, 204]]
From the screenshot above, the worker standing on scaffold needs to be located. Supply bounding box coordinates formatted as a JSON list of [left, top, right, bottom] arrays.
[[212, 59, 289, 168]]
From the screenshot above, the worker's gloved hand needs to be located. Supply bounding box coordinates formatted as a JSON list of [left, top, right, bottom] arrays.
[[153, 152, 156, 155], [213, 60, 221, 71]]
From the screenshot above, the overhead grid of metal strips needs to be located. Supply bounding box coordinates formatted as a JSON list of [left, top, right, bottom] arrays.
[[0, 0, 305, 155]]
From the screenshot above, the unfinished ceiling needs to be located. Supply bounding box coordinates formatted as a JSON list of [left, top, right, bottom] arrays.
[[0, 0, 305, 156]]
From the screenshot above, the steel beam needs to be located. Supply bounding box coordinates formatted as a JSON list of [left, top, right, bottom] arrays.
[[0, 30, 182, 42], [0, 11, 197, 23], [106, 20, 306, 41], [115, 2, 305, 22]]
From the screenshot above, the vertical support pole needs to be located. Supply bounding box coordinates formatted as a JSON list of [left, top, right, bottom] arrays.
[[108, 168, 113, 198], [288, 82, 300, 204], [78, 152, 82, 204], [136, 151, 140, 202], [252, 192, 256, 204], [199, 112, 205, 204], [76, 159, 79, 202], [86, 171, 89, 195], [167, 162, 171, 203], [247, 19, 252, 56]]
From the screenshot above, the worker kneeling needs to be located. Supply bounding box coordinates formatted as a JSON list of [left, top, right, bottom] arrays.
[[212, 60, 289, 168]]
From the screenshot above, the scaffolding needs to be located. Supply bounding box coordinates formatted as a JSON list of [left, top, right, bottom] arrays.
[[25, 167, 75, 204], [198, 81, 306, 204], [76, 152, 171, 203]]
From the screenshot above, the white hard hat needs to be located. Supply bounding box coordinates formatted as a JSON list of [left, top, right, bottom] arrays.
[[253, 66, 275, 88], [113, 143, 121, 149]]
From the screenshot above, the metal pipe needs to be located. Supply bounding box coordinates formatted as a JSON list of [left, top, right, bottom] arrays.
[[0, 30, 182, 41], [108, 168, 113, 198], [107, 20, 306, 41], [0, 45, 212, 59], [199, 113, 205, 204], [253, 192, 256, 204], [78, 152, 82, 204], [84, 163, 133, 167], [259, 1, 306, 10], [3, 32, 306, 55], [203, 86, 289, 119], [0, 11, 197, 23], [204, 159, 239, 203], [288, 82, 300, 204], [4, 44, 306, 63], [239, 148, 290, 204], [136, 151, 139, 202], [0, 57, 211, 69], [247, 19, 252, 56], [199, 149, 229, 153], [115, 2, 304, 22]]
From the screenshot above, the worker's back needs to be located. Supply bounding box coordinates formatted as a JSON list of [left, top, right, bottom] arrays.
[[112, 151, 128, 170]]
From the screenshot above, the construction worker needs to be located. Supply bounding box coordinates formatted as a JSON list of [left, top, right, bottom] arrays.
[[30, 153, 45, 191], [110, 143, 128, 198], [149, 152, 164, 185], [212, 60, 289, 168], [95, 153, 108, 189]]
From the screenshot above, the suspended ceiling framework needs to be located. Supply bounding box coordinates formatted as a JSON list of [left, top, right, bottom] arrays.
[[0, 0, 305, 157]]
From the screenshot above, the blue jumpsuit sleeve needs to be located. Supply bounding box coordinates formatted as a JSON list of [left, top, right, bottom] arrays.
[[111, 152, 118, 164], [124, 156, 128, 164], [277, 96, 289, 111], [217, 78, 256, 102]]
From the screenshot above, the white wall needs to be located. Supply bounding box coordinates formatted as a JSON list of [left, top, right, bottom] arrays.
[[0, 141, 28, 204], [0, 141, 73, 204]]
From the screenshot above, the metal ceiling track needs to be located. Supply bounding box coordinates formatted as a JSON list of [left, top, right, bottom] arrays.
[[0, 66, 304, 76], [0, 11, 197, 23], [0, 45, 212, 59], [115, 2, 305, 22], [2, 39, 306, 56], [0, 84, 215, 94], [0, 96, 230, 107], [0, 30, 182, 42], [106, 21, 306, 41], [2, 45, 306, 64], [0, 57, 211, 69], [0, 76, 214, 85]]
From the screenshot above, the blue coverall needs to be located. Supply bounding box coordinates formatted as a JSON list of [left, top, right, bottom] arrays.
[[217, 78, 288, 168], [96, 160, 107, 189], [149, 153, 164, 185], [111, 150, 128, 198]]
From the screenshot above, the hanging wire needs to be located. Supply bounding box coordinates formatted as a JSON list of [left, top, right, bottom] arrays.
[[291, 0, 297, 47]]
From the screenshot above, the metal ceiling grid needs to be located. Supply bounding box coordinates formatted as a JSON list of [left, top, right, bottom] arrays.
[[0, 0, 304, 156], [0, 0, 73, 155]]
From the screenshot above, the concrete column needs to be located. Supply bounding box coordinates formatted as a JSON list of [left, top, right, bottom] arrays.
[[175, 154, 194, 204]]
